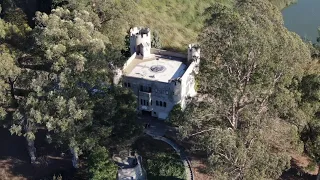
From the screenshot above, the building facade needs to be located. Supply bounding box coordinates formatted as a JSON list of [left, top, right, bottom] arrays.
[[117, 27, 200, 120]]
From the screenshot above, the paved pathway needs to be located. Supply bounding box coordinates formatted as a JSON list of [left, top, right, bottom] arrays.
[[138, 115, 177, 136]]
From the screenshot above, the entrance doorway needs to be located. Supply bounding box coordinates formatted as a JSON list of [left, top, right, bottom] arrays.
[[141, 110, 152, 116]]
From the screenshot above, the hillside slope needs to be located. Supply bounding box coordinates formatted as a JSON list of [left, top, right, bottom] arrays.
[[0, 0, 296, 51], [132, 0, 296, 51]]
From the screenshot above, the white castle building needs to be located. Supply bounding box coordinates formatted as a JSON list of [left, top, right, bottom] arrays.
[[114, 27, 200, 120]]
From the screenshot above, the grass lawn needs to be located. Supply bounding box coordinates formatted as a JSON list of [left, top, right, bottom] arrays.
[[131, 136, 186, 180]]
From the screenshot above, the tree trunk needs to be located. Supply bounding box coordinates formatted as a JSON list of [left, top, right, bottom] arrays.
[[70, 146, 79, 168], [317, 165, 320, 180], [23, 117, 37, 164], [8, 78, 15, 99], [26, 136, 36, 164]]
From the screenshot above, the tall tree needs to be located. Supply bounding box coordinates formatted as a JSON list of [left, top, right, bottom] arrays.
[[87, 146, 117, 180], [299, 74, 320, 180], [52, 0, 136, 50], [173, 0, 311, 179], [2, 6, 140, 166]]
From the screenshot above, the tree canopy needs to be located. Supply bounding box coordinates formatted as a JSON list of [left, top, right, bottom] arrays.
[[172, 0, 311, 179], [1, 0, 319, 179], [0, 4, 140, 168]]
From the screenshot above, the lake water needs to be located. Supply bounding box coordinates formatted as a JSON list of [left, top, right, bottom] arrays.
[[282, 0, 320, 42]]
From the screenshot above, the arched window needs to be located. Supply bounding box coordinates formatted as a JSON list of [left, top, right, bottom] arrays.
[[164, 102, 167, 107]]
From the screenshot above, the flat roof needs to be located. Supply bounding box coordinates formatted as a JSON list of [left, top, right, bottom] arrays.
[[123, 54, 187, 83]]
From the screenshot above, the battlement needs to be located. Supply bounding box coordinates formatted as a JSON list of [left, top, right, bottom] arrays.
[[130, 27, 150, 36], [130, 27, 152, 57]]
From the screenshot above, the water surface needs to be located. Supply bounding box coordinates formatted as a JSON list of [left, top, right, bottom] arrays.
[[282, 0, 320, 42]]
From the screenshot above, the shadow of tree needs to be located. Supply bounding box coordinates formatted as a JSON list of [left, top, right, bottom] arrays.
[[279, 158, 317, 180], [0, 128, 73, 179]]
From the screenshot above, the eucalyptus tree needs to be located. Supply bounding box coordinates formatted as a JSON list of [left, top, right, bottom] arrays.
[[2, 6, 137, 166], [52, 0, 136, 50], [0, 47, 20, 120], [173, 0, 311, 179], [299, 74, 320, 180], [0, 8, 38, 162]]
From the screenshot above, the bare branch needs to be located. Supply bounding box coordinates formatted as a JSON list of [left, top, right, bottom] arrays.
[[186, 127, 220, 138]]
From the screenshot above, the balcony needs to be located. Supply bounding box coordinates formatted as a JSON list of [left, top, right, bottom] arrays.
[[141, 105, 153, 111], [139, 91, 151, 99]]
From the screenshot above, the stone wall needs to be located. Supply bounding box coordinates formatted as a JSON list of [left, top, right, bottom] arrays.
[[151, 48, 187, 59], [122, 76, 182, 119], [123, 52, 136, 70], [180, 61, 197, 109]]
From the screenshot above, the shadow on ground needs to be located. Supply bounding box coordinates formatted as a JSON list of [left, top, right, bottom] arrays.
[[279, 158, 316, 180], [147, 175, 185, 180], [0, 128, 74, 180]]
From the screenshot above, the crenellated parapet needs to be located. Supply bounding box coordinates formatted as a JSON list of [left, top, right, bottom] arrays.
[[187, 44, 200, 74], [129, 27, 151, 58]]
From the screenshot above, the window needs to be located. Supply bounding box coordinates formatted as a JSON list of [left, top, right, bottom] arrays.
[[154, 112, 157, 115], [140, 99, 143, 105], [156, 101, 159, 106], [128, 83, 131, 87], [140, 85, 143, 91], [149, 87, 152, 92], [124, 82, 127, 87], [164, 102, 167, 107], [143, 100, 146, 105], [147, 101, 149, 106], [151, 100, 153, 105], [160, 101, 162, 106]]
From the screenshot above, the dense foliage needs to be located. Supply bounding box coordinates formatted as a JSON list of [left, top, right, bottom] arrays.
[[0, 0, 141, 174], [88, 146, 118, 180], [132, 136, 186, 180], [170, 0, 317, 179], [1, 0, 320, 179]]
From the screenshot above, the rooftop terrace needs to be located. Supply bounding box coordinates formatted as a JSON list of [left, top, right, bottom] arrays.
[[123, 54, 187, 83]]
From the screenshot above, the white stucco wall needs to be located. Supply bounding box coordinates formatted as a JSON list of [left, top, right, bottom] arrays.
[[123, 53, 136, 70], [180, 61, 197, 109]]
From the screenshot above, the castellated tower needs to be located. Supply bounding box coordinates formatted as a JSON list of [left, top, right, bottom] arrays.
[[187, 44, 201, 74], [130, 27, 151, 58]]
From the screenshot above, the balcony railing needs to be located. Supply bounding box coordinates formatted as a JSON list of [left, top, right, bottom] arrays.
[[141, 105, 153, 111], [139, 91, 151, 99]]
